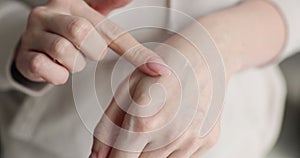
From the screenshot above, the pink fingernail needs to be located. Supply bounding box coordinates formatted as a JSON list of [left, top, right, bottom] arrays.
[[147, 58, 171, 76]]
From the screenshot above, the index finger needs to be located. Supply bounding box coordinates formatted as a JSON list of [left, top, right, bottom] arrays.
[[72, 2, 171, 76]]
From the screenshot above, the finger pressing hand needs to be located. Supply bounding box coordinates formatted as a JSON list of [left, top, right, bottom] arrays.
[[72, 2, 171, 76]]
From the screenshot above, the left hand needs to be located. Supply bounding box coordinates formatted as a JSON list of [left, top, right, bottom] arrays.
[[88, 0, 288, 156], [90, 68, 221, 158], [89, 35, 225, 157]]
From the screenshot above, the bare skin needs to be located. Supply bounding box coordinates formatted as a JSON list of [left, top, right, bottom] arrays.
[[15, 0, 170, 85], [14, 0, 286, 157], [90, 0, 286, 158]]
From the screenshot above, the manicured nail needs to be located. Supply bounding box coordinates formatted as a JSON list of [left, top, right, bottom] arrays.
[[147, 58, 171, 76]]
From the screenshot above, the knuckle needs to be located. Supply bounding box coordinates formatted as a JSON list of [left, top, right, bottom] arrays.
[[133, 93, 150, 105], [68, 18, 92, 43], [127, 45, 155, 64], [133, 117, 158, 132], [51, 37, 70, 57], [100, 22, 122, 40], [189, 137, 203, 148], [29, 54, 45, 73], [206, 134, 219, 149], [29, 7, 45, 22], [128, 45, 146, 61]]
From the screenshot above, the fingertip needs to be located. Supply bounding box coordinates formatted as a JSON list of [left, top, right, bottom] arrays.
[[42, 65, 70, 85], [146, 58, 171, 76], [138, 66, 160, 77], [49, 68, 69, 85]]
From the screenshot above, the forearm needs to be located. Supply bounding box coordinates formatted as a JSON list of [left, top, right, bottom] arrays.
[[163, 0, 286, 78], [199, 0, 286, 75]]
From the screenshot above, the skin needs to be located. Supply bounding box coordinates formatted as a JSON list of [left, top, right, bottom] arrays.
[[15, 0, 170, 85], [90, 0, 286, 158], [15, 0, 286, 157]]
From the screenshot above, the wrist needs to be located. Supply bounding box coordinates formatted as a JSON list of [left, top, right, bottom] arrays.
[[198, 17, 242, 78]]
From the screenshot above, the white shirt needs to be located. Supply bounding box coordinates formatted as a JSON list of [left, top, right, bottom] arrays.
[[0, 0, 299, 158]]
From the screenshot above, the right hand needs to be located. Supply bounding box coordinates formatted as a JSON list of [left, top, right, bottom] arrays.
[[15, 0, 170, 85]]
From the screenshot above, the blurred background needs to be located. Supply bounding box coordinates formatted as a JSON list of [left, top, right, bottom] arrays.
[[267, 53, 300, 158]]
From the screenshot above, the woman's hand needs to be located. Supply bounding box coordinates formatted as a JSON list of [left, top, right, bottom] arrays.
[[15, 0, 170, 85], [90, 31, 225, 158], [89, 1, 287, 157], [92, 75, 221, 158]]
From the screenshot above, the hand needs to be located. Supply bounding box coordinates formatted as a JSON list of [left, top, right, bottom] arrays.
[[89, 0, 286, 157], [90, 68, 221, 158], [90, 37, 224, 158], [15, 0, 170, 85]]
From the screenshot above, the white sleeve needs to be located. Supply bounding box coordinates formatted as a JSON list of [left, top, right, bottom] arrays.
[[269, 0, 300, 61], [0, 0, 52, 96]]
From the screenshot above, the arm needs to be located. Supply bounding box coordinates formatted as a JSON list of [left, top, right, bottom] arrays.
[[270, 0, 300, 60], [90, 1, 290, 158], [172, 0, 286, 77]]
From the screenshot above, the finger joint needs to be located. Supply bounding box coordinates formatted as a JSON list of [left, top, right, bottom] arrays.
[[68, 18, 93, 46], [51, 37, 70, 58]]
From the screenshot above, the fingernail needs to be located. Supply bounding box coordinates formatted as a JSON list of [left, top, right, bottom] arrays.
[[147, 58, 171, 76], [89, 152, 97, 158]]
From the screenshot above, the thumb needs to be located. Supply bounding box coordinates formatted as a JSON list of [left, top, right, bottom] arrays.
[[87, 0, 132, 15]]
